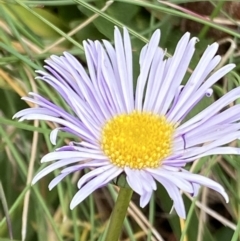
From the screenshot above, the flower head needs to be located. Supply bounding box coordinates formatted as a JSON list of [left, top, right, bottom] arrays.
[[14, 27, 237, 218]]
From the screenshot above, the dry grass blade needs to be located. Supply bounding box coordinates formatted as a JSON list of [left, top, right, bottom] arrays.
[[196, 187, 208, 241], [217, 37, 237, 69], [186, 193, 237, 230], [0, 182, 13, 239], [21, 67, 39, 241], [40, 1, 113, 54]]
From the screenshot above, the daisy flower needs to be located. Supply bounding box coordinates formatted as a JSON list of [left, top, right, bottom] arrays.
[[14, 27, 237, 218]]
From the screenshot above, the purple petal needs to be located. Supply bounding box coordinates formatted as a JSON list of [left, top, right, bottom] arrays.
[[70, 166, 122, 209], [125, 168, 145, 195], [155, 32, 192, 114], [49, 173, 69, 190], [41, 150, 106, 163], [170, 63, 235, 122], [140, 191, 153, 208], [147, 168, 193, 193], [174, 171, 228, 202], [135, 29, 161, 111], [32, 157, 85, 184], [77, 165, 114, 188], [178, 86, 240, 132], [151, 174, 186, 218], [114, 27, 134, 113]]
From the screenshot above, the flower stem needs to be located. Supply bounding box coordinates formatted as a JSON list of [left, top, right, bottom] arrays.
[[105, 187, 133, 241]]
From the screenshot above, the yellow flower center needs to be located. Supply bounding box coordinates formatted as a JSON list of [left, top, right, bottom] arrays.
[[101, 111, 175, 169]]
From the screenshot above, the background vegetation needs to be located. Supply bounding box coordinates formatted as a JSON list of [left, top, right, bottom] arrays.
[[0, 0, 240, 241]]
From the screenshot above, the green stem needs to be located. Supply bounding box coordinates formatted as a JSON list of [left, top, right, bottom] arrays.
[[105, 187, 133, 241], [198, 0, 225, 39]]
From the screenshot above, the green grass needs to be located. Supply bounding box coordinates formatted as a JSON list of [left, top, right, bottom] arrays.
[[0, 0, 240, 240]]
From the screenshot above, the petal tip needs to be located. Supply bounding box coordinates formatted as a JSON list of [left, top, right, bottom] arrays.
[[31, 177, 37, 185], [40, 155, 48, 163], [223, 191, 229, 203], [70, 200, 76, 210], [50, 129, 59, 146]]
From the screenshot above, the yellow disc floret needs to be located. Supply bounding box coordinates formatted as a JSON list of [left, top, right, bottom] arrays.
[[101, 111, 175, 169]]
